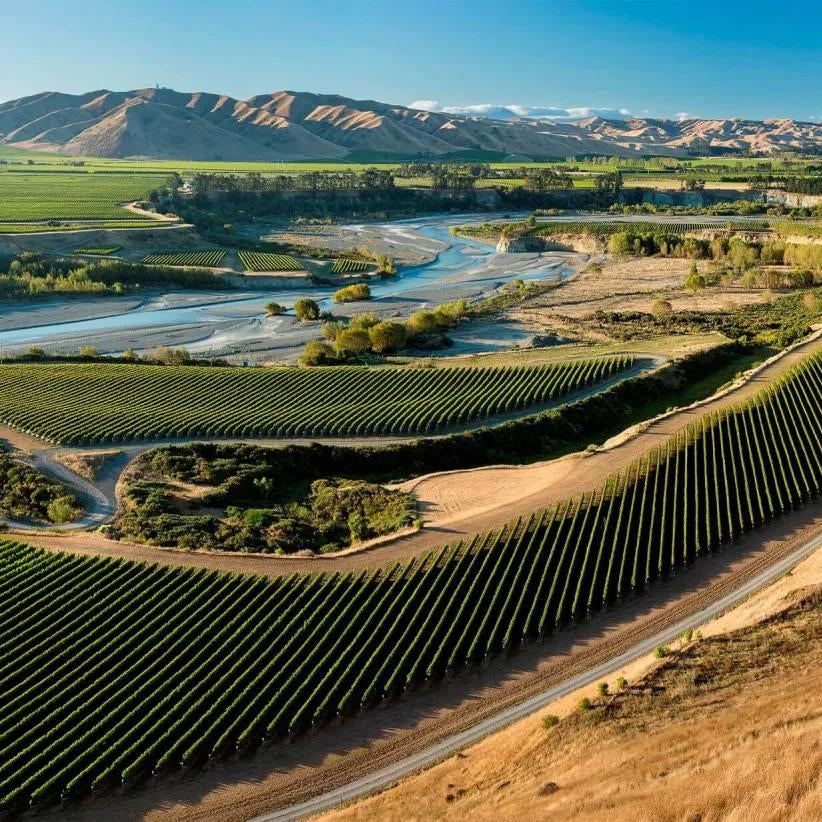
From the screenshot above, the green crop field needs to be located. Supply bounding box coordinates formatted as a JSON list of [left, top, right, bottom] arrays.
[[531, 219, 770, 236], [0, 351, 817, 812], [0, 220, 173, 234], [73, 247, 122, 256], [331, 258, 371, 274], [0, 172, 166, 222], [0, 357, 633, 445], [238, 251, 303, 272], [141, 250, 227, 267]]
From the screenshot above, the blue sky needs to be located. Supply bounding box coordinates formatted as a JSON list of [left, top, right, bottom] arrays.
[[2, 0, 820, 121]]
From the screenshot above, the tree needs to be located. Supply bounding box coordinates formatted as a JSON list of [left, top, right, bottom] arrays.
[[334, 328, 371, 357], [684, 262, 706, 291], [265, 302, 285, 316], [368, 321, 407, 354], [78, 346, 99, 358], [407, 310, 440, 336], [294, 298, 320, 321], [300, 340, 336, 366]]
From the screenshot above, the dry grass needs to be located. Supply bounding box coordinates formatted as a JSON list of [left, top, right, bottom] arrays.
[[513, 257, 771, 343], [52, 449, 122, 481], [326, 576, 822, 822]]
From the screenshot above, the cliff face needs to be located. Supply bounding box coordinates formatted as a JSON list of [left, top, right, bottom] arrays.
[[3, 88, 821, 161]]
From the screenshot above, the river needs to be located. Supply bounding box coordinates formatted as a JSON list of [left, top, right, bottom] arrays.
[[0, 214, 586, 362]]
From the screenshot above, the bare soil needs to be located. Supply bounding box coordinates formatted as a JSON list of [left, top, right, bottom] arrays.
[[513, 256, 774, 343]]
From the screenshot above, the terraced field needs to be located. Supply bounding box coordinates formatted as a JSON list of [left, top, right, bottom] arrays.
[[0, 351, 818, 813], [239, 251, 303, 272], [0, 357, 633, 445], [141, 250, 227, 267]]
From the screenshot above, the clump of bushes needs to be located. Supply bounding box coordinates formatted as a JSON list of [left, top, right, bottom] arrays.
[[0, 452, 82, 523], [300, 299, 469, 365], [111, 465, 416, 555], [333, 283, 371, 303]]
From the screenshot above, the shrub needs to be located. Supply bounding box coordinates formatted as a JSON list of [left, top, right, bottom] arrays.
[[616, 676, 628, 691], [651, 300, 673, 319], [684, 272, 707, 291], [333, 283, 371, 303], [368, 321, 407, 354], [334, 329, 371, 356], [294, 298, 320, 321], [407, 310, 440, 336], [78, 346, 99, 358], [577, 696, 592, 712], [322, 320, 346, 341], [300, 340, 336, 366], [542, 714, 560, 729], [654, 645, 670, 659], [349, 312, 381, 332], [597, 682, 609, 697], [265, 302, 286, 316]]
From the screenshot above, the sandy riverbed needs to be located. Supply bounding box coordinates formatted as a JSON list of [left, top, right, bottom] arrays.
[[0, 215, 587, 362]]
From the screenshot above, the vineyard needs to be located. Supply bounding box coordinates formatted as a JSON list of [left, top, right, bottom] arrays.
[[73, 247, 121, 256], [0, 172, 164, 222], [0, 221, 169, 234], [0, 351, 818, 812], [331, 258, 371, 274], [0, 357, 633, 445], [239, 251, 303, 272], [530, 220, 771, 236], [140, 250, 227, 267]]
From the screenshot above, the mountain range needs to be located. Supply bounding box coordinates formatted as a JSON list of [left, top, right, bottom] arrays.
[[1, 87, 821, 161]]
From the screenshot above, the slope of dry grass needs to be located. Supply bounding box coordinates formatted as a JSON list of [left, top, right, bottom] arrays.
[[325, 562, 822, 822]]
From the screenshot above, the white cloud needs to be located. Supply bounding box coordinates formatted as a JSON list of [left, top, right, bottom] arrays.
[[675, 112, 696, 121], [408, 101, 633, 122], [408, 100, 442, 112]]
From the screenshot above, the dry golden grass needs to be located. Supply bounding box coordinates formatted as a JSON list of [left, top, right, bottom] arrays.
[[325, 574, 822, 822], [514, 257, 771, 343], [52, 449, 122, 481]]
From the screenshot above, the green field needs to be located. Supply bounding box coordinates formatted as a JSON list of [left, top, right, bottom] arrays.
[[141, 250, 226, 267], [73, 247, 122, 256], [531, 219, 771, 236], [0, 220, 172, 234], [0, 351, 817, 811], [0, 357, 633, 445], [331, 258, 371, 274], [238, 251, 303, 272], [0, 172, 166, 222]]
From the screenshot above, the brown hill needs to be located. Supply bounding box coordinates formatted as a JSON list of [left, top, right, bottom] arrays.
[[1, 88, 821, 161]]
